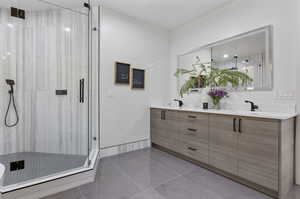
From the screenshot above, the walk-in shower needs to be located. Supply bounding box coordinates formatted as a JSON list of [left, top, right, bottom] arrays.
[[0, 0, 99, 195]]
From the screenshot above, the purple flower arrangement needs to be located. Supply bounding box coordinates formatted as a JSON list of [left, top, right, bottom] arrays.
[[208, 89, 228, 109], [208, 89, 228, 98]]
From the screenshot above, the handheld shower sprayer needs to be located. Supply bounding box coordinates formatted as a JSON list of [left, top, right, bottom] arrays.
[[4, 79, 19, 127], [6, 79, 15, 93]]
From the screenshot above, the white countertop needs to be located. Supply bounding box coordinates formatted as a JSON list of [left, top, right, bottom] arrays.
[[151, 105, 298, 120]]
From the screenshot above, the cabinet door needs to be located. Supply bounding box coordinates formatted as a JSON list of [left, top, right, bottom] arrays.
[[237, 117, 279, 191], [209, 115, 238, 175], [179, 112, 209, 164], [150, 109, 181, 152]]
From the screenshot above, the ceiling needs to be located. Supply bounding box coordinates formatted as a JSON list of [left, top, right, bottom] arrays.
[[0, 0, 88, 11], [0, 0, 234, 29], [99, 0, 234, 29]]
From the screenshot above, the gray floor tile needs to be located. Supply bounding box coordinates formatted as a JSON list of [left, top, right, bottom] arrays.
[[122, 159, 180, 190], [109, 149, 181, 190], [78, 181, 99, 199], [42, 148, 300, 199], [43, 187, 82, 199], [285, 186, 300, 199], [155, 172, 221, 199], [98, 160, 141, 199], [172, 169, 270, 199], [149, 149, 200, 175], [128, 188, 165, 199]]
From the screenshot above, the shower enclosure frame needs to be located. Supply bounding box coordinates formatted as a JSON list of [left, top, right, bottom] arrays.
[[0, 2, 100, 197]]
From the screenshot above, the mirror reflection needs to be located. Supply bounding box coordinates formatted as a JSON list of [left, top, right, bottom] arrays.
[[177, 26, 273, 96]]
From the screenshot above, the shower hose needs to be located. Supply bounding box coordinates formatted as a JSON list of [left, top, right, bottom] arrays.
[[4, 90, 19, 127]]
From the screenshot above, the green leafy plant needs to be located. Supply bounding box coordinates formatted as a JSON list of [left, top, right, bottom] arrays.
[[175, 57, 253, 97], [205, 67, 253, 88]]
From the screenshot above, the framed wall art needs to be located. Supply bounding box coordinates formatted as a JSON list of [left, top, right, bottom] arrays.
[[115, 62, 130, 84], [131, 68, 145, 89]]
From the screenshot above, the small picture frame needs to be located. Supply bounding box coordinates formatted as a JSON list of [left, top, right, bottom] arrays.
[[131, 68, 145, 89], [115, 62, 130, 84]]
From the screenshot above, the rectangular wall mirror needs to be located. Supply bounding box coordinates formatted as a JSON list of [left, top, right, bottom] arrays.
[[177, 26, 273, 94]]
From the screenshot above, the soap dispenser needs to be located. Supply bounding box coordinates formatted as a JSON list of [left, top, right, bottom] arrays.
[[201, 95, 209, 109]]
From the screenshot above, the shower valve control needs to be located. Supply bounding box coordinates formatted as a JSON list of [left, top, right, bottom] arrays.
[[11, 7, 26, 20], [80, 79, 85, 103]]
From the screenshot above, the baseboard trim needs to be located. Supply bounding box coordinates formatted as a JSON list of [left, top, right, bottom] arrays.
[[100, 139, 151, 158]]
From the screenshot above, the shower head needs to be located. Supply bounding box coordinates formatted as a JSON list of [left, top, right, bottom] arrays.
[[6, 79, 15, 86], [5, 79, 15, 93]]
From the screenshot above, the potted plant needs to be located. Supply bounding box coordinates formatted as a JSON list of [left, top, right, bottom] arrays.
[[175, 57, 253, 109], [175, 57, 210, 98]]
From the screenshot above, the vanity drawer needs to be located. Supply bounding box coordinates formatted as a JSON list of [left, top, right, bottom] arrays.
[[182, 142, 209, 164], [178, 111, 208, 123], [180, 123, 209, 145]]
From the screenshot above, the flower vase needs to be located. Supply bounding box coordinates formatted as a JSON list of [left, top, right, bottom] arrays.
[[212, 98, 221, 110], [208, 89, 228, 110]]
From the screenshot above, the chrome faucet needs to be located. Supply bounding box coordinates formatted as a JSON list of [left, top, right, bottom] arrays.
[[245, 100, 259, 112]]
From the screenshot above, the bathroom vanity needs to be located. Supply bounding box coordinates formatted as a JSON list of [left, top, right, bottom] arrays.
[[150, 106, 297, 199]]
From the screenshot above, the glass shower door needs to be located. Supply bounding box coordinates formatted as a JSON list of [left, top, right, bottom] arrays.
[[0, 0, 92, 188]]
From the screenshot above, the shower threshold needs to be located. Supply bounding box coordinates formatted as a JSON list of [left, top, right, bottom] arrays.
[[0, 152, 87, 187]]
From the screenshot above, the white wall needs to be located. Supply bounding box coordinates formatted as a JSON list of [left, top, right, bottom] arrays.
[[293, 0, 300, 185], [169, 0, 297, 112], [100, 8, 169, 148]]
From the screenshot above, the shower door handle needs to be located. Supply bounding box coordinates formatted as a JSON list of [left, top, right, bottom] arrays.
[[80, 79, 85, 103]]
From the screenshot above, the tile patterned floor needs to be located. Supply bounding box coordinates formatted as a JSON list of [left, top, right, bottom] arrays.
[[43, 148, 300, 199]]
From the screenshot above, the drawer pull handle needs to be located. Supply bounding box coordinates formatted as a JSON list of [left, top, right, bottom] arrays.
[[233, 118, 236, 132], [187, 128, 197, 132], [239, 118, 242, 133], [187, 147, 197, 151], [161, 111, 166, 120], [188, 115, 197, 119]]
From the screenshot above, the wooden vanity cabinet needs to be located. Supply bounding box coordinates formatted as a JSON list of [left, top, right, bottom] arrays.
[[209, 115, 280, 190], [150, 109, 181, 153], [209, 115, 238, 175], [237, 117, 279, 191], [150, 108, 295, 199], [178, 112, 209, 164]]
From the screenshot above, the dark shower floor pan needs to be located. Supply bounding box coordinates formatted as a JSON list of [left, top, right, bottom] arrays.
[[0, 152, 87, 186]]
